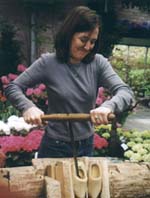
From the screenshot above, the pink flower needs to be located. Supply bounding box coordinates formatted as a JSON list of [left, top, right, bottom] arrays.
[[94, 133, 108, 149], [0, 135, 24, 153], [8, 73, 18, 81], [33, 88, 42, 95], [22, 129, 44, 152], [17, 64, 27, 72], [45, 100, 48, 105], [1, 76, 10, 85], [0, 129, 44, 154], [96, 98, 103, 105], [96, 87, 107, 106], [38, 84, 46, 91], [26, 88, 34, 96], [3, 85, 9, 89]]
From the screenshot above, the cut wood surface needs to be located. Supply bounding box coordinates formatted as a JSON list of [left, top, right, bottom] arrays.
[[0, 157, 149, 198], [45, 176, 61, 198]]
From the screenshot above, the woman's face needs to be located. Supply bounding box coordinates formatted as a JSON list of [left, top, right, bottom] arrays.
[[69, 27, 99, 64]]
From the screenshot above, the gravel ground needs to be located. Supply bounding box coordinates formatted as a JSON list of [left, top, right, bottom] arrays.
[[123, 105, 150, 131]]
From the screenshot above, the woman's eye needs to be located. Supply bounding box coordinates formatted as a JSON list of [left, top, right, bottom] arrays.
[[80, 37, 88, 43], [79, 37, 96, 45], [90, 39, 96, 45]]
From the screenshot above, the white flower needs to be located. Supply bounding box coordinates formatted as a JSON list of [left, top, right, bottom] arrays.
[[0, 121, 10, 135], [7, 115, 19, 122]]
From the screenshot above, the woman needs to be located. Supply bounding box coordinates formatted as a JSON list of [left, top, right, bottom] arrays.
[[5, 6, 134, 158]]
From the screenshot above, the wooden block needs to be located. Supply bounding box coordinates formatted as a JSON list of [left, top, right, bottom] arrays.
[[0, 168, 9, 187], [100, 159, 110, 198], [46, 162, 56, 179], [55, 162, 65, 198], [109, 162, 150, 198], [61, 161, 74, 198], [9, 166, 44, 197], [45, 176, 61, 198]]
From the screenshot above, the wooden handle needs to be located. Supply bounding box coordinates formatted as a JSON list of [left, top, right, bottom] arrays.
[[41, 113, 115, 121]]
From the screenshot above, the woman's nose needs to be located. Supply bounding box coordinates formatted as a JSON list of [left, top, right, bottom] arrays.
[[84, 41, 92, 50]]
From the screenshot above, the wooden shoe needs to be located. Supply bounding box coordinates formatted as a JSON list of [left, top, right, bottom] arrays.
[[88, 161, 102, 198], [71, 161, 88, 198], [46, 162, 56, 179]]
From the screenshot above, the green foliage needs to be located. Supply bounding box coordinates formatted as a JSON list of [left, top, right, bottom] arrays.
[[117, 128, 150, 162], [94, 125, 150, 162], [129, 69, 150, 97], [6, 150, 34, 167], [0, 100, 20, 122], [94, 124, 124, 158], [0, 18, 23, 76], [111, 54, 150, 98]]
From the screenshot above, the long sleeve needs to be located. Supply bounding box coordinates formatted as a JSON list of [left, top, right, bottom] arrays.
[[5, 55, 46, 113], [96, 55, 134, 113]]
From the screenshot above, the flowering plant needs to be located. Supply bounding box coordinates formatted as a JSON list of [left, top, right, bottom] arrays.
[[0, 115, 44, 167], [0, 91, 20, 121], [93, 124, 150, 162], [0, 64, 48, 119], [117, 128, 150, 162], [0, 129, 44, 167], [96, 87, 111, 106], [0, 115, 36, 136], [93, 133, 109, 156], [93, 124, 112, 157], [25, 83, 48, 113]]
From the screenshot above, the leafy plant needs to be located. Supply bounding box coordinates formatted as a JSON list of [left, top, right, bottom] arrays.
[[94, 124, 150, 162], [0, 92, 20, 122], [117, 128, 150, 162], [0, 64, 48, 120], [0, 18, 23, 76]]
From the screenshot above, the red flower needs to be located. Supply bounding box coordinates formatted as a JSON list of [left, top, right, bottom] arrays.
[[38, 84, 46, 91], [8, 73, 18, 81], [0, 129, 44, 154], [94, 133, 108, 149], [17, 64, 27, 72], [26, 88, 34, 96], [0, 135, 24, 153], [33, 88, 42, 95], [22, 129, 44, 152], [96, 87, 107, 106], [1, 76, 10, 85]]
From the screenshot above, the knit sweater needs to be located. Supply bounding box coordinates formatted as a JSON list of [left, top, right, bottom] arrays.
[[5, 53, 134, 141]]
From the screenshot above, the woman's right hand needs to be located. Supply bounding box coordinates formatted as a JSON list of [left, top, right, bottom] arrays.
[[23, 106, 44, 126]]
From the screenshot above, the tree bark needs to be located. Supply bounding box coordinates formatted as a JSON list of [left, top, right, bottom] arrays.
[[0, 158, 149, 198]]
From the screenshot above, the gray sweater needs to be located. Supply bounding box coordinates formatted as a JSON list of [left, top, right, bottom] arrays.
[[5, 53, 134, 141]]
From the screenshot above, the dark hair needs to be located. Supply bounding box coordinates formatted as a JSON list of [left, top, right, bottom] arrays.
[[54, 6, 101, 64]]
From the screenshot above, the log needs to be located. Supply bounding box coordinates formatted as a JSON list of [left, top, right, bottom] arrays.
[[0, 158, 149, 198], [32, 157, 150, 198], [9, 166, 44, 198], [109, 162, 150, 198]]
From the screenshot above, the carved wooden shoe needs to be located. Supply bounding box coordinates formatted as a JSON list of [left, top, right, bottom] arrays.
[[88, 162, 102, 198], [71, 161, 88, 198], [46, 162, 56, 179]]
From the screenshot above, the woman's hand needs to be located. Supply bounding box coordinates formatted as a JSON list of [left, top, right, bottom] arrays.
[[90, 106, 112, 125], [23, 106, 44, 126]]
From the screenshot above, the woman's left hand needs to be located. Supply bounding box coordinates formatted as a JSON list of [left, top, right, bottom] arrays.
[[90, 106, 112, 125]]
